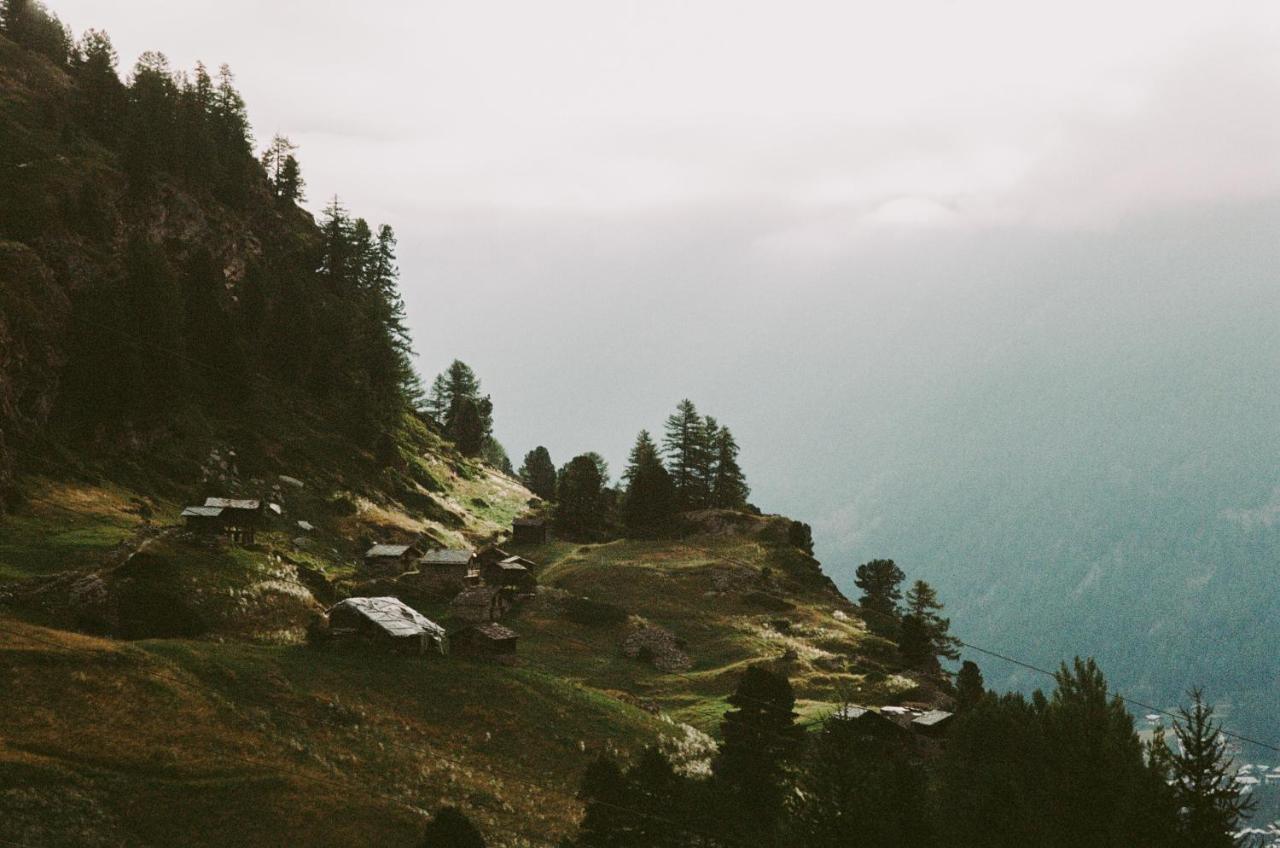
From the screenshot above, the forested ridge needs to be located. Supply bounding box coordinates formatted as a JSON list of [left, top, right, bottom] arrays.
[[0, 0, 418, 504]]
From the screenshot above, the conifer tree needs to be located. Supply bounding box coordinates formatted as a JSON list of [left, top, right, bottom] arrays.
[[1167, 690, 1254, 847], [955, 660, 985, 711], [556, 454, 606, 538], [713, 665, 803, 844], [570, 756, 631, 847], [622, 430, 675, 535], [709, 424, 749, 509], [663, 399, 711, 510], [904, 579, 961, 662], [853, 559, 905, 635], [261, 134, 305, 203], [72, 29, 126, 143], [898, 613, 933, 668], [518, 447, 557, 500]]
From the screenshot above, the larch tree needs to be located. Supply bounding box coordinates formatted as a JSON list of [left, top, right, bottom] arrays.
[[622, 430, 675, 535], [904, 579, 962, 662], [955, 660, 985, 711], [709, 424, 749, 509], [556, 454, 606, 538], [663, 399, 712, 510], [519, 447, 558, 500], [853, 559, 905, 635]]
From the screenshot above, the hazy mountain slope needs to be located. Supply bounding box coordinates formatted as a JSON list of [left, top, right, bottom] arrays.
[[792, 207, 1280, 744]]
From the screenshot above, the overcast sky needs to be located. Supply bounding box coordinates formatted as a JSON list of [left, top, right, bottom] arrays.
[[50, 1, 1280, 561]]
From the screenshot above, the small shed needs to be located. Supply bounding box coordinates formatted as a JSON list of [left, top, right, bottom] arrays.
[[911, 709, 955, 738], [327, 596, 447, 655], [182, 505, 225, 535], [449, 586, 511, 624], [203, 497, 264, 544], [481, 555, 536, 591], [452, 622, 518, 657], [475, 546, 512, 570], [843, 706, 912, 740], [418, 548, 476, 585], [511, 517, 547, 545], [364, 543, 422, 576]]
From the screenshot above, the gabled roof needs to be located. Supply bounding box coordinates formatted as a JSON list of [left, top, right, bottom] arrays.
[[328, 597, 445, 639], [420, 548, 474, 566], [499, 555, 535, 569], [204, 497, 261, 510], [182, 505, 224, 518], [912, 710, 954, 728], [366, 543, 415, 558], [469, 622, 517, 640]]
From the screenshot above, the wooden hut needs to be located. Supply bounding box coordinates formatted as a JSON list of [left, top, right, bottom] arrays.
[[364, 543, 422, 577], [182, 505, 226, 535], [203, 497, 264, 545], [911, 709, 955, 739], [449, 586, 511, 624], [452, 622, 518, 657], [327, 597, 447, 655], [481, 555, 536, 591], [475, 546, 512, 570], [418, 548, 477, 585], [511, 517, 547, 545]]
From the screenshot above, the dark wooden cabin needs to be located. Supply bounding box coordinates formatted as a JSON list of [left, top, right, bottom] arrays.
[[452, 622, 518, 656], [364, 543, 423, 577], [481, 555, 536, 591], [327, 596, 447, 655], [511, 517, 547, 545], [911, 709, 955, 739], [449, 586, 511, 624], [417, 548, 477, 585], [182, 505, 226, 535], [203, 497, 264, 544]]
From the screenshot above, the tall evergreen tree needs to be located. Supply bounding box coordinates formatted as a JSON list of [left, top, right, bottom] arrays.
[[853, 559, 905, 635], [72, 29, 126, 143], [555, 454, 606, 538], [518, 446, 557, 500], [621, 430, 675, 535], [903, 579, 961, 663], [709, 424, 749, 509], [713, 665, 803, 845], [663, 399, 712, 510], [1165, 690, 1254, 847], [955, 660, 985, 711], [261, 134, 305, 203]]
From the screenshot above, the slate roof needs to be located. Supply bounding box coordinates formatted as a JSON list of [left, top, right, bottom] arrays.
[[499, 555, 535, 569], [366, 544, 415, 558], [182, 506, 224, 518], [513, 517, 545, 527], [329, 597, 445, 640], [204, 497, 261, 511], [912, 710, 954, 728], [470, 622, 517, 641], [420, 548, 474, 566]]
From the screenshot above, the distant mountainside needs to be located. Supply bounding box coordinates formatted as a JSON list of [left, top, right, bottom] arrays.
[[791, 208, 1280, 745]]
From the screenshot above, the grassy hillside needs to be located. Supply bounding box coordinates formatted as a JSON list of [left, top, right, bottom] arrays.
[[0, 435, 931, 846]]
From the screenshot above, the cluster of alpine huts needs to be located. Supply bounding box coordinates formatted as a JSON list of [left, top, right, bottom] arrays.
[[333, 519, 547, 659]]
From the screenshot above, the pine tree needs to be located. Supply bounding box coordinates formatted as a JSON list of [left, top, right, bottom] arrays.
[[709, 424, 749, 508], [662, 399, 711, 510], [420, 807, 486, 848], [261, 134, 305, 203], [570, 756, 632, 848], [904, 579, 961, 662], [853, 559, 905, 635], [955, 660, 985, 711], [621, 430, 675, 535], [555, 454, 606, 538], [72, 29, 126, 143], [518, 447, 557, 500], [898, 613, 933, 668], [713, 665, 803, 844], [1168, 690, 1254, 847]]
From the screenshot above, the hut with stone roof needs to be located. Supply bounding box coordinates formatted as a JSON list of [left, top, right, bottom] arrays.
[[327, 596, 447, 655]]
